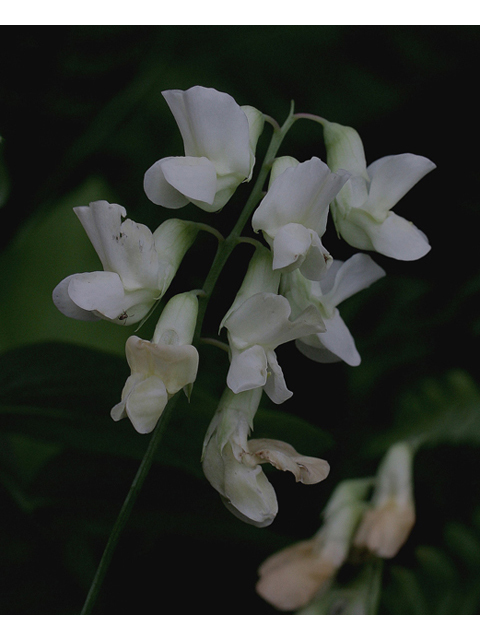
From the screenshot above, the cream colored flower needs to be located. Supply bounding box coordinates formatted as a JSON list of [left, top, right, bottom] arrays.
[[256, 479, 371, 610], [111, 292, 199, 434], [354, 442, 415, 558]]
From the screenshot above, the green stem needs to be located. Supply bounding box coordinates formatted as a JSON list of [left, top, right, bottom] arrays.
[[194, 102, 297, 342], [80, 104, 297, 614], [80, 393, 180, 614]]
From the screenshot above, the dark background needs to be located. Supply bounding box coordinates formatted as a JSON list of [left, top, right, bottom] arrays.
[[0, 26, 479, 614]]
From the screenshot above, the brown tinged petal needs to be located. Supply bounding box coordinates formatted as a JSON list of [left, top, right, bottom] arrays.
[[353, 500, 416, 559], [246, 438, 330, 484], [256, 539, 335, 611]]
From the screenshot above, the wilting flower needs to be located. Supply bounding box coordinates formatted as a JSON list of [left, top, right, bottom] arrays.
[[256, 479, 371, 610], [281, 253, 386, 366], [322, 119, 436, 260], [221, 245, 325, 404], [251, 156, 350, 280], [111, 292, 199, 433], [354, 442, 415, 558], [202, 387, 330, 528], [144, 86, 264, 212], [53, 201, 197, 325]]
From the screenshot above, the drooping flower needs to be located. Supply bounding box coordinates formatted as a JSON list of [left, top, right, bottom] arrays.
[[144, 86, 264, 213], [322, 119, 436, 260], [111, 292, 199, 434], [353, 442, 415, 558], [202, 387, 330, 528], [52, 201, 198, 325], [221, 246, 324, 404], [256, 479, 371, 610], [281, 253, 386, 366], [251, 156, 350, 280]]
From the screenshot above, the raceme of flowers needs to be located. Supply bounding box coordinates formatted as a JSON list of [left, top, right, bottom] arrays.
[[52, 86, 434, 533]]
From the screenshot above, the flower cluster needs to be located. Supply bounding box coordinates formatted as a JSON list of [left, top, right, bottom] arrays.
[[52, 86, 434, 532], [256, 442, 416, 612]]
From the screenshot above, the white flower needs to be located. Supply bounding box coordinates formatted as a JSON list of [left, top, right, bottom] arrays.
[[322, 120, 436, 260], [144, 86, 264, 213], [224, 292, 325, 403], [111, 292, 199, 434], [220, 245, 324, 404], [52, 201, 197, 325], [256, 479, 371, 610], [281, 253, 386, 366], [353, 442, 415, 558], [202, 387, 330, 528], [251, 156, 350, 280]]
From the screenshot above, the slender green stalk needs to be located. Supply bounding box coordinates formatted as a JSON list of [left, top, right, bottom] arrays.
[[80, 393, 180, 614], [194, 103, 297, 341], [80, 105, 297, 614]]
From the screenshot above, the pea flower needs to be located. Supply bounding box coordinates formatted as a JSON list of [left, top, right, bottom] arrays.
[[353, 442, 415, 558], [221, 246, 325, 404], [251, 156, 350, 280], [111, 292, 199, 434], [201, 387, 330, 528], [281, 253, 386, 366], [322, 119, 436, 260], [144, 86, 264, 213], [53, 201, 198, 325], [256, 479, 371, 611]]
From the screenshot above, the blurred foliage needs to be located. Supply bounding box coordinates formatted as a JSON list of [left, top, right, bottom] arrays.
[[0, 26, 479, 614]]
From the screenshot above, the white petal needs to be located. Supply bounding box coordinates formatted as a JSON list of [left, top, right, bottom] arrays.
[[365, 210, 431, 260], [73, 201, 126, 272], [200, 171, 243, 212], [220, 246, 280, 331], [272, 223, 314, 273], [321, 253, 386, 311], [264, 351, 293, 405], [298, 232, 332, 282], [67, 271, 127, 320], [152, 218, 199, 279], [144, 158, 190, 208], [52, 274, 100, 322], [109, 217, 161, 291], [124, 375, 169, 434], [227, 345, 268, 394], [74, 201, 163, 296], [296, 310, 361, 366], [152, 292, 198, 346], [225, 292, 324, 350], [322, 121, 369, 178], [222, 444, 278, 527], [366, 153, 436, 213], [162, 86, 252, 177], [145, 155, 217, 208], [240, 105, 265, 180]]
